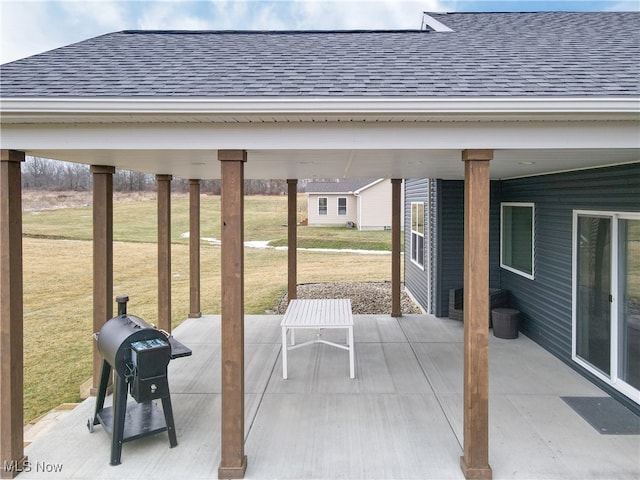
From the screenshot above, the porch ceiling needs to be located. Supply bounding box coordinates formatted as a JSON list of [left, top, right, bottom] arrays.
[[10, 147, 638, 181], [1, 98, 638, 180]]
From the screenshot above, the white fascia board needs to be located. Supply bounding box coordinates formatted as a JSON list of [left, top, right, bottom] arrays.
[[1, 97, 639, 118], [3, 120, 639, 150], [421, 13, 454, 32], [307, 190, 351, 195], [355, 178, 385, 194]]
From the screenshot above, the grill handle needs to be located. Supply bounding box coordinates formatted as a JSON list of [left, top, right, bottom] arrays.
[[116, 295, 130, 316]]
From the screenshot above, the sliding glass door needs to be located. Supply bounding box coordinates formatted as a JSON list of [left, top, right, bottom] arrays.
[[574, 211, 640, 402], [575, 215, 611, 375], [618, 218, 640, 390]]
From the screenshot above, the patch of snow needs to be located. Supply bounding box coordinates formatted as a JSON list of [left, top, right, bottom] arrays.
[[244, 240, 272, 249], [201, 237, 221, 245]]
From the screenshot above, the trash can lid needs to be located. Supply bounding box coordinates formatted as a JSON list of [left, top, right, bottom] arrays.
[[492, 308, 520, 315]]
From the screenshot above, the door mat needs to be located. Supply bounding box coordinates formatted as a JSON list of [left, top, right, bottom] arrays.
[[561, 396, 640, 435]]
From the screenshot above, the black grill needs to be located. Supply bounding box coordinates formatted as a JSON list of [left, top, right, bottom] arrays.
[[88, 295, 191, 465]]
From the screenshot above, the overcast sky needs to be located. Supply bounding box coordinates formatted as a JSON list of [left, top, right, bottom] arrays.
[[1, 0, 638, 64]]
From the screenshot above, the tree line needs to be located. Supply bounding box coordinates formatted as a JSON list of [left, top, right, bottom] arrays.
[[20, 156, 311, 195]]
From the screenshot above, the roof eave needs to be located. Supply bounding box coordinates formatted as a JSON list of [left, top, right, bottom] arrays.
[[1, 97, 638, 123], [354, 178, 385, 194], [306, 191, 356, 195]]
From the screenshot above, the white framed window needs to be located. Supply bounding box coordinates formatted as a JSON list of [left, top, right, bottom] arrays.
[[501, 202, 535, 279], [318, 197, 327, 215], [411, 202, 425, 268], [337, 197, 347, 215]]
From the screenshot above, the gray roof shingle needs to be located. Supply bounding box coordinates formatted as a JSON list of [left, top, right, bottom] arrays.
[[1, 12, 638, 98]]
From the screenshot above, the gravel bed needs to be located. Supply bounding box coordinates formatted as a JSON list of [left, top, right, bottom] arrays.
[[276, 282, 423, 315]]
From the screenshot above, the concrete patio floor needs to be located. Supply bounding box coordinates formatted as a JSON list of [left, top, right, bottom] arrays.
[[19, 314, 639, 479]]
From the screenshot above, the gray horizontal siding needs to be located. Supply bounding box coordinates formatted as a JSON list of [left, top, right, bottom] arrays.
[[406, 164, 639, 411], [436, 180, 463, 317], [435, 180, 501, 317], [501, 162, 640, 413], [404, 179, 429, 312]]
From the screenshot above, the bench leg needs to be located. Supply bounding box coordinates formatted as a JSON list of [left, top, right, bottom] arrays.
[[282, 327, 288, 379], [348, 326, 355, 379]]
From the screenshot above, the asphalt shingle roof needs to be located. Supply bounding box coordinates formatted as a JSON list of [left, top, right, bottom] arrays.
[[1, 12, 638, 98]]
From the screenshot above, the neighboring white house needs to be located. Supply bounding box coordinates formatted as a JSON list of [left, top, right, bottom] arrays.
[[306, 178, 403, 230]]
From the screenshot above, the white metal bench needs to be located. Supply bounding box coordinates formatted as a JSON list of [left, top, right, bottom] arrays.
[[281, 299, 355, 379]]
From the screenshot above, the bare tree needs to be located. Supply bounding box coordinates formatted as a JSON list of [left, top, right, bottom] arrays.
[[114, 169, 153, 192], [21, 156, 292, 195], [22, 156, 56, 188], [56, 161, 91, 190]]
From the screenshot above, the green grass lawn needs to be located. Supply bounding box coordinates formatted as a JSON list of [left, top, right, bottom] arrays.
[[21, 194, 400, 423], [23, 194, 400, 249], [269, 226, 395, 251]]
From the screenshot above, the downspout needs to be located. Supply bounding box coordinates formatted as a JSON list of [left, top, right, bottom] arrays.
[[354, 191, 361, 231]]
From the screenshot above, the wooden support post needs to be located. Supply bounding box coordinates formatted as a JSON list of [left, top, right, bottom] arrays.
[[0, 150, 26, 479], [391, 179, 402, 317], [460, 149, 493, 480], [91, 165, 115, 396], [287, 179, 298, 303], [218, 150, 248, 479], [157, 174, 172, 332], [189, 179, 202, 318]]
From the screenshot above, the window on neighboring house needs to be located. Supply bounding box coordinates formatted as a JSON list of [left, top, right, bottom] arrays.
[[318, 197, 328, 215], [338, 197, 347, 215], [411, 202, 425, 267], [501, 202, 535, 279]]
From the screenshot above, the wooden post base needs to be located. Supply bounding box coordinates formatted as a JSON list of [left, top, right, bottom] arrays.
[[460, 456, 492, 479], [1, 455, 28, 479], [460, 456, 493, 480], [218, 455, 247, 479]]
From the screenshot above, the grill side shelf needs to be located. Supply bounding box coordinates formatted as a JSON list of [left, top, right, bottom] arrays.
[[169, 336, 192, 359]]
